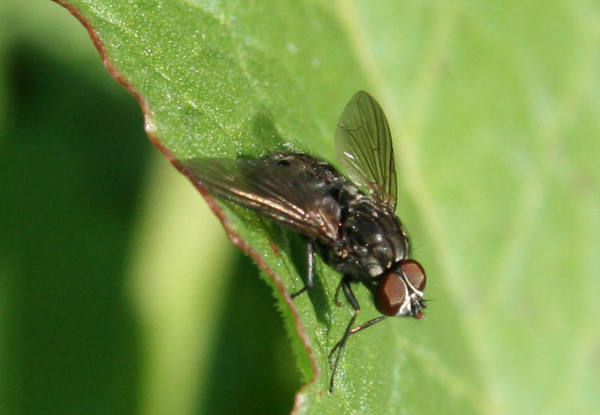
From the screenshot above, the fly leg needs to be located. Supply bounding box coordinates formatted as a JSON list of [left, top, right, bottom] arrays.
[[333, 280, 344, 306], [328, 276, 359, 392], [291, 241, 314, 298], [328, 278, 387, 392]]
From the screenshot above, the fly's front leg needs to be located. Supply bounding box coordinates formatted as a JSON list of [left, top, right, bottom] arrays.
[[328, 275, 359, 392], [291, 241, 314, 299], [327, 277, 388, 392]]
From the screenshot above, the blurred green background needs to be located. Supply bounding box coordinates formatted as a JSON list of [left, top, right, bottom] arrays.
[[0, 2, 298, 415], [2, 1, 600, 415]]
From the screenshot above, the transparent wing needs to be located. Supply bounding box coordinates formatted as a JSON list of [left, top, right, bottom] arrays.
[[335, 91, 398, 210], [182, 156, 340, 244]]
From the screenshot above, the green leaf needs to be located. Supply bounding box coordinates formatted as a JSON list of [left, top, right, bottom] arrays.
[[55, 0, 600, 414]]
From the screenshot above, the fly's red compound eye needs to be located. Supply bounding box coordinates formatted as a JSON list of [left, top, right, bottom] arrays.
[[375, 272, 407, 317], [399, 259, 426, 292]]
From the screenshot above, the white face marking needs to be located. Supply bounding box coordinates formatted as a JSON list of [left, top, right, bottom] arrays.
[[395, 277, 425, 317], [404, 277, 424, 297], [397, 288, 412, 316]]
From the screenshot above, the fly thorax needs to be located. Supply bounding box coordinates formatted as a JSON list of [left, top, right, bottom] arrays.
[[343, 200, 408, 278]]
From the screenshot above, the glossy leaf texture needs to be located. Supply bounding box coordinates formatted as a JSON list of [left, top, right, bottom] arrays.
[[54, 1, 600, 414]]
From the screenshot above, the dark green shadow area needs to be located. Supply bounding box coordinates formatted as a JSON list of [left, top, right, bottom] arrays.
[[1, 40, 300, 415], [197, 252, 300, 415], [0, 43, 148, 415]]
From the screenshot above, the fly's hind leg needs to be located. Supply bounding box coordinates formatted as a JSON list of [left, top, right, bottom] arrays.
[[291, 241, 315, 299]]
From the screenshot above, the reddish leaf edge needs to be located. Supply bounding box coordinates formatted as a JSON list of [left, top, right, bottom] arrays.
[[52, 1, 320, 411]]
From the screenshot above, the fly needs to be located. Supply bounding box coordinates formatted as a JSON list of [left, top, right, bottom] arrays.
[[182, 91, 427, 392]]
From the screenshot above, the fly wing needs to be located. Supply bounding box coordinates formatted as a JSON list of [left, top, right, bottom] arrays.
[[335, 91, 398, 210], [183, 157, 340, 244]]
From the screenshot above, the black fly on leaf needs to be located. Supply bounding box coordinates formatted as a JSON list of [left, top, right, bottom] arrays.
[[183, 91, 427, 392]]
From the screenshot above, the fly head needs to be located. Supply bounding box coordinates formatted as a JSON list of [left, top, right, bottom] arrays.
[[375, 259, 427, 319]]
